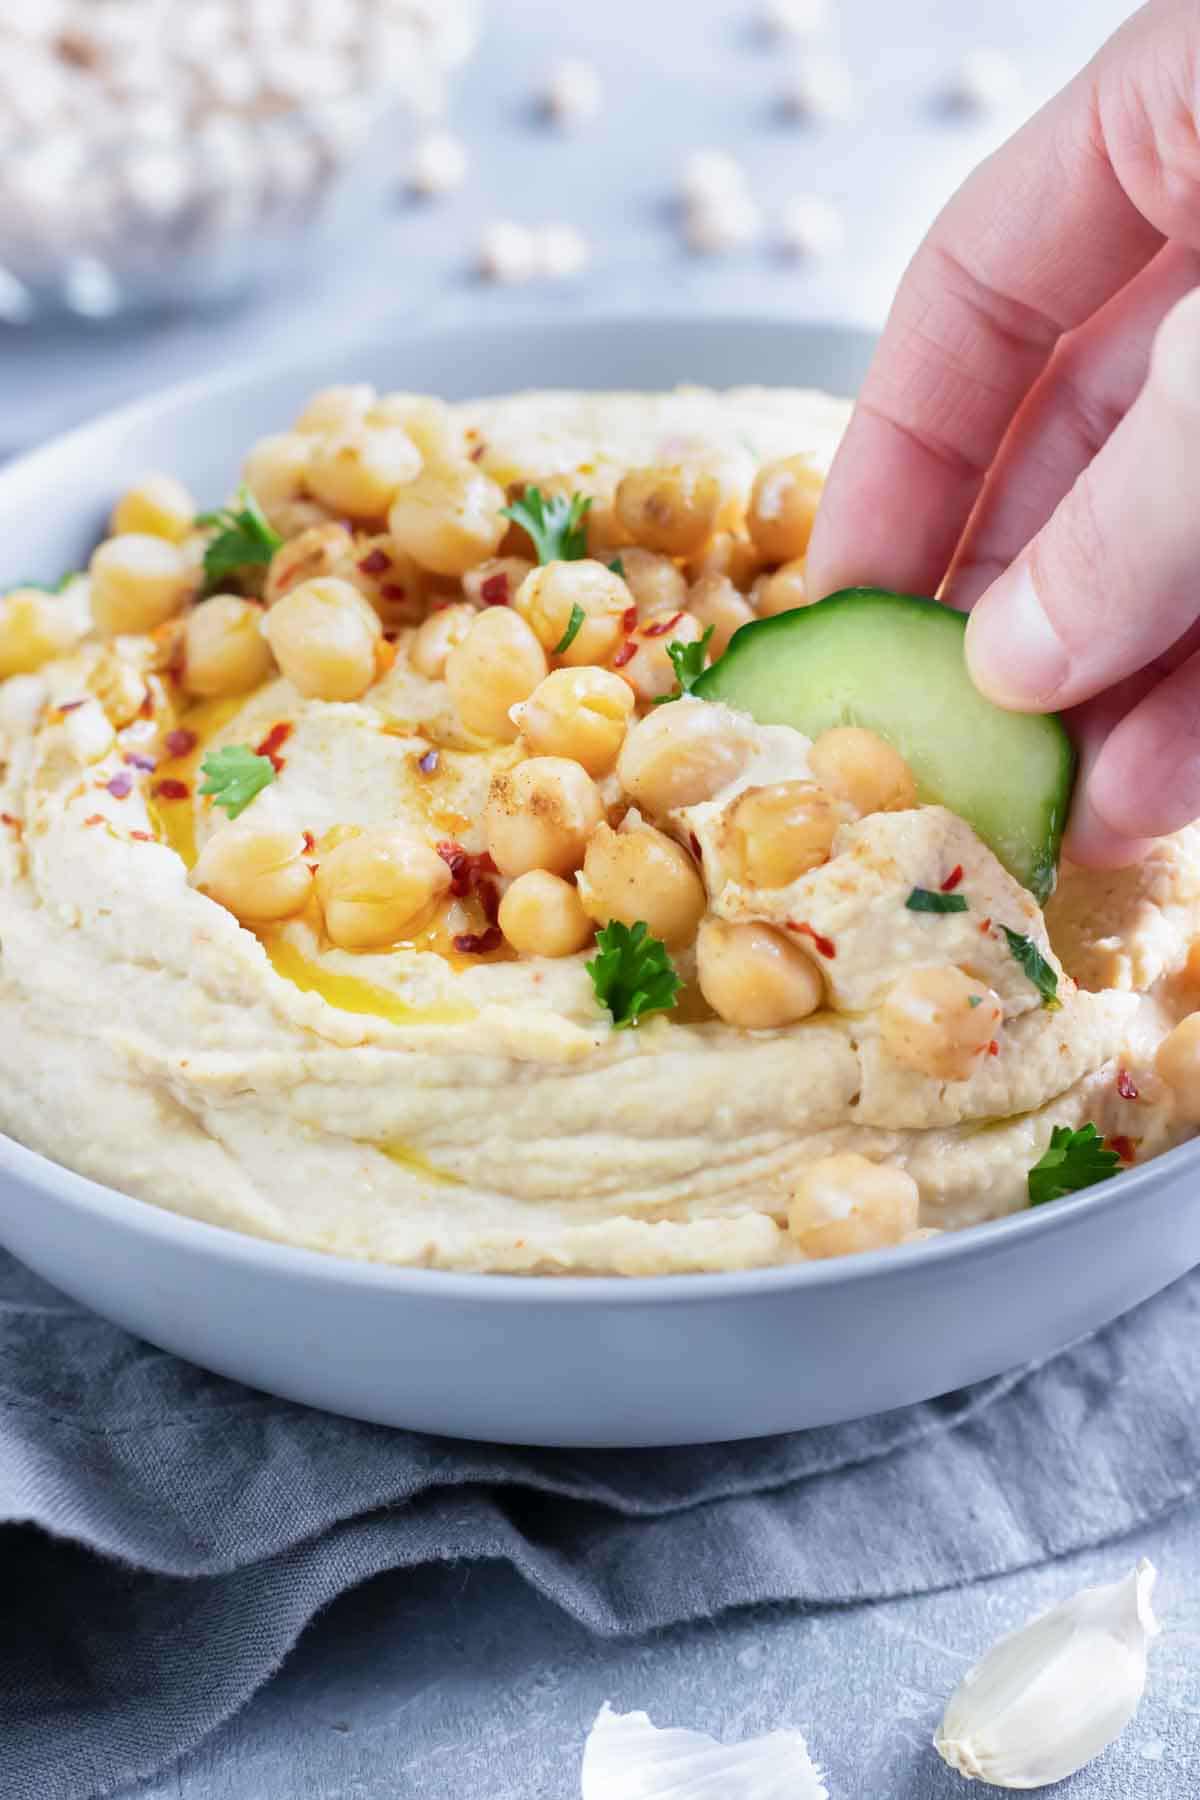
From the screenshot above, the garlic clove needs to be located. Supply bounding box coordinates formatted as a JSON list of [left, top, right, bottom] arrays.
[[581, 1701, 827, 1799], [935, 1559, 1159, 1789]]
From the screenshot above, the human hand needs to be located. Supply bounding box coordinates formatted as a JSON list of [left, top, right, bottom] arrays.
[[806, 0, 1200, 868]]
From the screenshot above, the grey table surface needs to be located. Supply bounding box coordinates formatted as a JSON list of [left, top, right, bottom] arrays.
[[8, 1, 1199, 1796]]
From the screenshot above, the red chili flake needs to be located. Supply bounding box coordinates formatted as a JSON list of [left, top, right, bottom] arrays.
[[130, 830, 155, 842], [940, 865, 964, 893], [1111, 1135, 1137, 1164], [255, 720, 293, 772], [788, 921, 836, 959], [138, 690, 156, 718], [469, 442, 486, 463], [452, 927, 503, 955], [83, 813, 105, 827], [480, 572, 510, 606], [612, 639, 637, 668], [987, 1040, 1000, 1056], [123, 752, 156, 772], [689, 831, 702, 860], [380, 582, 408, 602], [479, 880, 501, 925], [436, 840, 498, 897], [979, 917, 992, 934], [105, 771, 133, 799], [58, 698, 86, 713], [643, 611, 684, 639], [357, 548, 391, 576], [155, 778, 190, 801], [1117, 1068, 1139, 1102], [0, 812, 20, 829], [622, 605, 638, 633], [164, 728, 197, 758], [417, 748, 440, 774], [301, 830, 316, 855]]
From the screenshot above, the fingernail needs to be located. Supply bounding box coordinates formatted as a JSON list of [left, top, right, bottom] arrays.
[[965, 562, 1068, 707]]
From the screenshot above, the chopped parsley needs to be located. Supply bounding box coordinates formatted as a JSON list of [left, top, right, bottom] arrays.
[[1001, 926, 1061, 1010], [906, 887, 969, 914], [608, 555, 626, 577], [586, 920, 681, 1029], [198, 744, 276, 819], [500, 486, 591, 564], [653, 626, 715, 705], [552, 602, 586, 656], [196, 489, 282, 593], [1028, 1124, 1121, 1207], [16, 570, 80, 593]]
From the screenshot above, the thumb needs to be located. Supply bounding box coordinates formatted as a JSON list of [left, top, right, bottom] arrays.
[[965, 284, 1200, 712]]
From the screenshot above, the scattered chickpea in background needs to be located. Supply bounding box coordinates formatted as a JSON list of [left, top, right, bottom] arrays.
[[408, 130, 470, 198], [540, 57, 603, 129], [388, 461, 508, 576], [616, 466, 722, 558], [89, 534, 195, 636], [880, 966, 1003, 1082], [110, 475, 197, 544], [788, 1153, 920, 1259], [779, 53, 858, 125], [775, 195, 846, 262], [0, 586, 86, 678]]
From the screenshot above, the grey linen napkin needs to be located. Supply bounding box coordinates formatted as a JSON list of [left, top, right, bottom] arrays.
[[1, 1248, 1198, 1800]]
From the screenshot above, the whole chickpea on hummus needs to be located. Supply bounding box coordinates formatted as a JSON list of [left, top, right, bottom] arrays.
[[2, 381, 1199, 1276]]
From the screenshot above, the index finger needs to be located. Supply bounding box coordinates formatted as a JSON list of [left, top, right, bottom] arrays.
[[805, 5, 1181, 603]]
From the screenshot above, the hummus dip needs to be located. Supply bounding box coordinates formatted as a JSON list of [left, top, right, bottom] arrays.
[[0, 382, 1197, 1275]]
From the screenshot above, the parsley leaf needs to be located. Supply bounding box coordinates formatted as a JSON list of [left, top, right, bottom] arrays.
[[1028, 1123, 1121, 1207], [586, 920, 682, 1029], [608, 555, 626, 577], [196, 488, 282, 593], [906, 887, 969, 914], [1001, 926, 1061, 1010], [500, 486, 591, 564], [653, 626, 716, 705], [199, 744, 276, 819], [552, 602, 586, 656]]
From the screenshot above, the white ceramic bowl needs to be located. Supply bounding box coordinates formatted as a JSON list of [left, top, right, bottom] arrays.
[[1, 316, 1197, 1447]]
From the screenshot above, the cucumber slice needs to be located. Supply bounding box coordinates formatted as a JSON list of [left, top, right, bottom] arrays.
[[693, 588, 1075, 902]]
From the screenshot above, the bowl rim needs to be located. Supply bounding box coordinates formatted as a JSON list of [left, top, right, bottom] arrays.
[[1, 308, 1193, 1307]]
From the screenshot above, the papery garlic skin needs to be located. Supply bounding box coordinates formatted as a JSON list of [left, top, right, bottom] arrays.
[[582, 1702, 827, 1800], [935, 1560, 1159, 1789]]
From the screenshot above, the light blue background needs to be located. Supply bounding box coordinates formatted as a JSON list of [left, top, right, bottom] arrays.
[[7, 2, 1195, 1795]]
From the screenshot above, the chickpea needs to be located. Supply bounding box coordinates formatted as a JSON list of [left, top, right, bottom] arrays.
[[315, 829, 451, 951], [410, 602, 478, 681], [614, 546, 688, 619], [387, 462, 508, 576], [614, 608, 704, 703], [498, 869, 594, 957], [725, 781, 839, 886], [614, 464, 721, 557], [617, 696, 754, 815], [89, 534, 194, 636], [513, 559, 632, 666], [192, 822, 314, 924], [369, 393, 464, 463], [752, 558, 810, 617], [336, 536, 426, 627], [511, 665, 635, 776], [0, 586, 83, 678], [808, 726, 917, 818], [484, 756, 604, 878], [1155, 1014, 1200, 1120], [241, 433, 313, 529], [294, 383, 375, 435], [445, 607, 548, 739], [747, 455, 824, 562], [697, 917, 824, 1029], [879, 966, 1002, 1081], [184, 595, 275, 698], [110, 473, 196, 544], [688, 531, 761, 591], [261, 577, 381, 702], [264, 523, 355, 606], [305, 427, 422, 521], [461, 555, 534, 608], [687, 572, 754, 657], [578, 821, 706, 947], [87, 648, 148, 727], [788, 1153, 920, 1259]]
